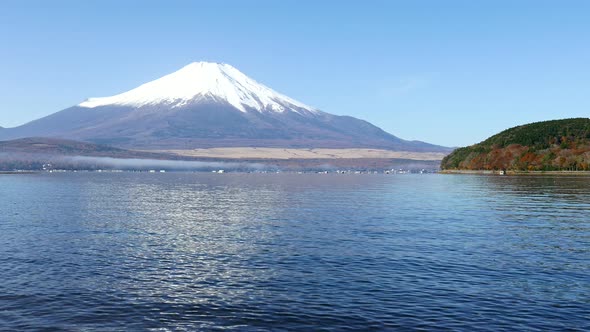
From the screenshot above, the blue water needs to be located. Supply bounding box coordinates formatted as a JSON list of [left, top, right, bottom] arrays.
[[0, 173, 589, 331]]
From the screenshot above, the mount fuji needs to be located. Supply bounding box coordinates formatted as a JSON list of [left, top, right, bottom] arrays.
[[0, 62, 448, 152]]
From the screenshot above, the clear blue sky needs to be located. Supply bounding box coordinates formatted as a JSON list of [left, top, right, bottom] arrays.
[[1, 0, 589, 147]]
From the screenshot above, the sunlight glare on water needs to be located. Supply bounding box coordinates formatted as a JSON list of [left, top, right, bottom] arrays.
[[0, 173, 589, 331]]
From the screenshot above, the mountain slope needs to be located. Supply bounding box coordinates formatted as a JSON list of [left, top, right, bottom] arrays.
[[0, 62, 449, 152], [441, 118, 590, 171]]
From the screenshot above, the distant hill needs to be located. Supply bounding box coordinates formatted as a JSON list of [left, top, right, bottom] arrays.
[[441, 118, 590, 171], [0, 137, 164, 158], [0, 137, 178, 171]]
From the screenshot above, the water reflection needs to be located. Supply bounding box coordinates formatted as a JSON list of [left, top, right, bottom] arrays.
[[0, 173, 588, 330], [439, 175, 590, 304]]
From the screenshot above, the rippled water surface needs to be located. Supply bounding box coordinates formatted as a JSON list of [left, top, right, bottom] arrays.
[[1, 173, 589, 331]]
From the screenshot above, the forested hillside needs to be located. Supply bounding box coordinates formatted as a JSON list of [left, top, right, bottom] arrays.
[[441, 118, 590, 171]]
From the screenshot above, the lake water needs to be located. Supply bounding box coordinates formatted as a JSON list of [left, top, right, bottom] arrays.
[[0, 173, 588, 331]]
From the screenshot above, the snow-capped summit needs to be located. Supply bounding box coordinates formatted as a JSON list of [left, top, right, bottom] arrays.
[[79, 61, 316, 114]]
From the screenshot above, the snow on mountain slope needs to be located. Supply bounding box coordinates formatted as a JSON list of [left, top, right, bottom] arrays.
[[0, 61, 451, 153], [79, 62, 316, 114]]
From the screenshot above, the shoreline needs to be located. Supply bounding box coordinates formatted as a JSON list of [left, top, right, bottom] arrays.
[[440, 170, 590, 176]]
